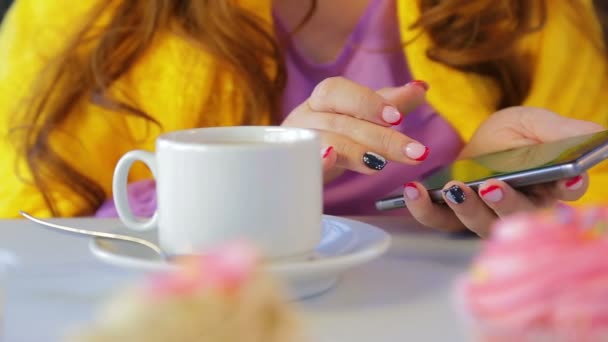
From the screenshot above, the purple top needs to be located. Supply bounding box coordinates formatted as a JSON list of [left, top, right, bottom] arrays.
[[275, 0, 463, 215], [95, 0, 463, 218]]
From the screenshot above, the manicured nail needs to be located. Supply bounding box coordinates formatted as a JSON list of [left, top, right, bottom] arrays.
[[381, 106, 403, 125], [321, 146, 334, 159], [406, 80, 429, 91], [479, 185, 503, 203], [405, 143, 430, 161], [565, 175, 583, 190], [404, 182, 420, 200], [444, 185, 466, 204], [362, 152, 387, 171]]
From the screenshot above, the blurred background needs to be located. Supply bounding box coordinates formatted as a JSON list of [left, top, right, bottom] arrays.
[[1, 0, 12, 22]]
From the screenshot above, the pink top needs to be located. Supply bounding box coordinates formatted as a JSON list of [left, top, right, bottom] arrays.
[[95, 0, 463, 218]]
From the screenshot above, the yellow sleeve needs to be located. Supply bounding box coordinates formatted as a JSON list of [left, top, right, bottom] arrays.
[[0, 0, 131, 218], [521, 1, 608, 205], [0, 1, 231, 218], [0, 1, 67, 217]]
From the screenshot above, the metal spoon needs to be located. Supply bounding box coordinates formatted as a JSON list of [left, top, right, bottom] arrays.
[[19, 211, 168, 260]]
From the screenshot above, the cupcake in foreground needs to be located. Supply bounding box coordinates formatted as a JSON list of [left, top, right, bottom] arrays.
[[456, 205, 608, 342], [70, 241, 305, 342]]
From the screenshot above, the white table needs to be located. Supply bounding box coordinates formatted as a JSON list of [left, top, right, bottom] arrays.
[[0, 216, 480, 341]]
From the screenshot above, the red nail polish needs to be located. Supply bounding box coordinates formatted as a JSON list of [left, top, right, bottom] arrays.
[[403, 182, 420, 200], [404, 182, 417, 189], [414, 146, 430, 161], [479, 185, 501, 196], [390, 114, 403, 126], [479, 185, 503, 203], [381, 106, 403, 126], [408, 80, 430, 91], [322, 146, 334, 159], [565, 175, 583, 188]]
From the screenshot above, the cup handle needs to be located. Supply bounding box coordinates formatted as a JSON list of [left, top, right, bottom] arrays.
[[112, 150, 158, 231]]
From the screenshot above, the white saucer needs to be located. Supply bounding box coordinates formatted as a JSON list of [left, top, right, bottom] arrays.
[[89, 215, 391, 300]]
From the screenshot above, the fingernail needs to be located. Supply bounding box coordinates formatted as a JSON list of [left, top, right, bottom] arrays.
[[404, 143, 430, 161], [321, 146, 334, 159], [404, 182, 420, 200], [565, 175, 583, 190], [479, 185, 503, 203], [381, 106, 403, 125], [406, 80, 429, 91], [362, 152, 387, 171], [444, 185, 466, 204]]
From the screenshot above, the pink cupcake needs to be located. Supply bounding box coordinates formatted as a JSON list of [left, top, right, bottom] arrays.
[[457, 205, 608, 342], [70, 241, 305, 342]]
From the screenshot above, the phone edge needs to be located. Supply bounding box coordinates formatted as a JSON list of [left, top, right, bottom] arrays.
[[375, 139, 608, 211]]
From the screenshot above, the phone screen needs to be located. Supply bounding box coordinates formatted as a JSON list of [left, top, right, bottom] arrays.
[[421, 130, 608, 190]]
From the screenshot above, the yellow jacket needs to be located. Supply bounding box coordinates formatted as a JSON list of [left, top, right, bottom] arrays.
[[1, 0, 607, 217]]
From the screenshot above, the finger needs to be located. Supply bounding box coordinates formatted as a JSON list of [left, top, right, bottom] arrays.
[[514, 174, 589, 206], [376, 80, 429, 116], [321, 145, 337, 173], [320, 131, 388, 174], [517, 108, 606, 142], [478, 180, 540, 218], [556, 174, 589, 201], [517, 182, 558, 204], [442, 182, 497, 237], [294, 111, 430, 164], [307, 77, 405, 126], [402, 182, 466, 233], [321, 145, 344, 183]]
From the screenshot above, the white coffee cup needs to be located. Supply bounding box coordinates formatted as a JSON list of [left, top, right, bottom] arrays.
[[112, 126, 322, 259]]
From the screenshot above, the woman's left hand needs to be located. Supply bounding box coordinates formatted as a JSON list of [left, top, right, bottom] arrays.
[[404, 107, 605, 237]]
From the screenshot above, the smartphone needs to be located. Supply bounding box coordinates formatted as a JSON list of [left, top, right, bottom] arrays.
[[375, 130, 608, 211]]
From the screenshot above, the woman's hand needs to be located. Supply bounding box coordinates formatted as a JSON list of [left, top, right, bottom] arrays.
[[281, 77, 431, 182], [404, 107, 605, 237]]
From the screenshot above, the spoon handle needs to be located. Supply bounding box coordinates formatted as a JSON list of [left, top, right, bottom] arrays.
[[19, 211, 165, 258]]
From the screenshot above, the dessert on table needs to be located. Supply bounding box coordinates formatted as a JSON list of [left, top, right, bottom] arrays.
[[457, 205, 608, 341], [69, 241, 305, 342]]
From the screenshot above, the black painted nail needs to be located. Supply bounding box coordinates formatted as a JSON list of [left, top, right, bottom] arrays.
[[362, 152, 387, 171], [444, 185, 466, 204]]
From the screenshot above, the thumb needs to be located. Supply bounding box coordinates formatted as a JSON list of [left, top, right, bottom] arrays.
[[530, 111, 605, 142], [496, 107, 605, 142], [376, 80, 429, 115]]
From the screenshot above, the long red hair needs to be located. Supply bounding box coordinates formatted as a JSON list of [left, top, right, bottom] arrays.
[[13, 0, 607, 216]]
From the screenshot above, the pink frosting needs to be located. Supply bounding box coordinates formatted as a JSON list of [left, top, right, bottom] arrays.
[[147, 240, 259, 298], [458, 205, 608, 337]]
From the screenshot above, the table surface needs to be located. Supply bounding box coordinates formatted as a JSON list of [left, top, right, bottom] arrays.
[[0, 216, 481, 342]]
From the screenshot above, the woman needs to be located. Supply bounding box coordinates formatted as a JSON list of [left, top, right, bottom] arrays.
[[0, 0, 606, 236]]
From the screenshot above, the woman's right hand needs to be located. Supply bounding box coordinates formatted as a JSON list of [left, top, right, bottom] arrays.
[[281, 77, 431, 182]]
